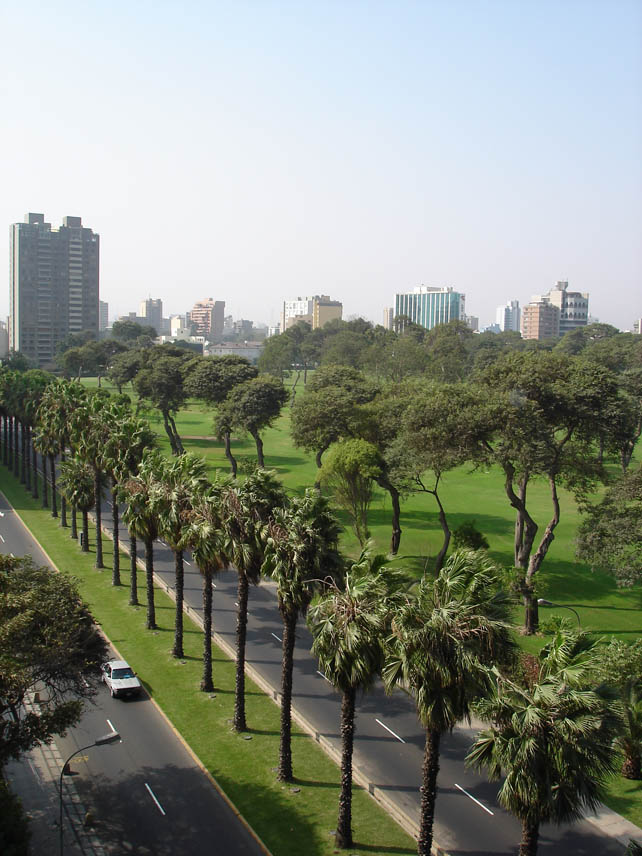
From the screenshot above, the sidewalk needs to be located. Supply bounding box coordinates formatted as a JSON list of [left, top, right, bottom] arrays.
[[5, 698, 107, 856]]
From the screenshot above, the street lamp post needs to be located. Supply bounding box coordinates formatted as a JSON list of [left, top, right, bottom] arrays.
[[59, 731, 121, 855], [537, 598, 581, 628]]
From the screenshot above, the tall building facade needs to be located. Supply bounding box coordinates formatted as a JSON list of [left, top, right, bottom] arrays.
[[99, 300, 109, 331], [521, 301, 560, 340], [496, 300, 521, 332], [281, 295, 342, 331], [394, 286, 465, 331], [189, 298, 225, 339], [139, 298, 163, 333], [10, 213, 99, 367], [546, 281, 588, 335]]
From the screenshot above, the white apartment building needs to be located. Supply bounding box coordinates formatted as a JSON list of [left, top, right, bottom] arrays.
[[496, 300, 521, 332]]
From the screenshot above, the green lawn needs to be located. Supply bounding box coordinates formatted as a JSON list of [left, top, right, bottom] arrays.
[[0, 467, 417, 856]]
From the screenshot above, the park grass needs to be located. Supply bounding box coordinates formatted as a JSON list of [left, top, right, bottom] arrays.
[[0, 465, 417, 856]]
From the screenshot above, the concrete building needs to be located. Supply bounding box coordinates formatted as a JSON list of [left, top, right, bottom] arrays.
[[0, 320, 8, 358], [394, 285, 465, 332], [545, 281, 589, 335], [465, 315, 479, 332], [383, 307, 394, 330], [281, 295, 343, 331], [9, 213, 99, 367], [190, 298, 225, 340], [496, 300, 521, 332], [521, 300, 560, 340], [139, 298, 163, 333], [206, 342, 264, 363], [633, 319, 642, 335], [99, 300, 109, 331]]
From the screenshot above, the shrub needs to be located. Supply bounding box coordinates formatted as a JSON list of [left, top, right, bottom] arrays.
[[452, 521, 489, 551]]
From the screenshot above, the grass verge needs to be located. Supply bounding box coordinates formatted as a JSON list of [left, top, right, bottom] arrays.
[[0, 465, 418, 856]]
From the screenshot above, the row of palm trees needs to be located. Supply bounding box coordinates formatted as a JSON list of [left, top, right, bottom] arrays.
[[0, 371, 632, 856]]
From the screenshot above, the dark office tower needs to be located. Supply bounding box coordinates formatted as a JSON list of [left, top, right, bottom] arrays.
[[9, 213, 99, 367]]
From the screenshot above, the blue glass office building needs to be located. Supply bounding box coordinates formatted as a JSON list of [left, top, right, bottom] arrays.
[[394, 286, 465, 331]]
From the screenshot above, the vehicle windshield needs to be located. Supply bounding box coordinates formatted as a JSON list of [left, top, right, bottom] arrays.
[[112, 668, 135, 679]]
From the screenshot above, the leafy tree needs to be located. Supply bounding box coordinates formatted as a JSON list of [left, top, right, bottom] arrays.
[[222, 469, 287, 730], [107, 349, 144, 393], [424, 319, 473, 381], [308, 547, 403, 849], [577, 465, 642, 587], [320, 439, 383, 546], [0, 554, 108, 768], [257, 334, 295, 379], [1, 351, 32, 372], [467, 631, 623, 856], [452, 521, 489, 551], [111, 319, 157, 342], [133, 349, 190, 454], [185, 355, 258, 404], [475, 351, 622, 633], [262, 490, 342, 781], [384, 551, 514, 856], [226, 375, 289, 468]]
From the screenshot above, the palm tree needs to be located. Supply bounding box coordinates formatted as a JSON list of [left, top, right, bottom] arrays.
[[467, 630, 623, 856], [222, 469, 287, 731], [151, 453, 210, 658], [102, 407, 155, 587], [121, 449, 164, 629], [185, 478, 229, 691], [308, 546, 404, 849], [261, 489, 342, 782], [616, 681, 642, 780], [59, 458, 96, 552], [383, 550, 514, 856]]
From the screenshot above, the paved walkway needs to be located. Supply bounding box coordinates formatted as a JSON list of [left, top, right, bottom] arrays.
[[5, 696, 107, 856]]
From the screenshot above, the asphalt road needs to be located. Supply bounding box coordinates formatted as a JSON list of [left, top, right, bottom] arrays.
[[0, 489, 267, 856], [5, 445, 631, 855]]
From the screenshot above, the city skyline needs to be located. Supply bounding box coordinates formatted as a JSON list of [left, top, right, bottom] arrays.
[[2, 2, 640, 330]]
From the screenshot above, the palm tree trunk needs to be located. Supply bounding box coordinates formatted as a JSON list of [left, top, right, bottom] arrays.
[[81, 510, 89, 551], [3, 415, 7, 466], [49, 454, 58, 518], [13, 419, 19, 477], [622, 750, 641, 780], [111, 483, 120, 585], [172, 548, 184, 658], [144, 536, 156, 629], [25, 427, 31, 491], [71, 505, 77, 539], [201, 566, 214, 692], [60, 453, 67, 527], [223, 430, 237, 477], [94, 468, 103, 568], [417, 728, 441, 856], [20, 425, 26, 483], [6, 417, 12, 470], [233, 572, 249, 731], [31, 444, 38, 499], [129, 533, 138, 605], [335, 686, 356, 849], [519, 818, 539, 856], [41, 454, 49, 508], [277, 607, 297, 782]]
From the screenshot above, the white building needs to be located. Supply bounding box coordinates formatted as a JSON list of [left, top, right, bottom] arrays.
[[496, 300, 521, 332]]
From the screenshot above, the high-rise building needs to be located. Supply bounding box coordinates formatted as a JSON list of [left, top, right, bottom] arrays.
[[383, 307, 394, 330], [189, 298, 225, 339], [521, 301, 560, 340], [9, 213, 99, 367], [139, 298, 163, 333], [633, 318, 642, 335], [281, 295, 342, 331], [99, 300, 109, 331], [496, 300, 521, 332], [394, 285, 465, 331], [545, 281, 589, 335]]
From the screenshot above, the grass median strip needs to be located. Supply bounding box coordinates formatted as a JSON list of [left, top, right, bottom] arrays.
[[0, 467, 417, 856]]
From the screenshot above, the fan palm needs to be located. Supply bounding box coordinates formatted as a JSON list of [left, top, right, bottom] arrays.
[[383, 550, 515, 856], [59, 458, 96, 552], [151, 453, 210, 658], [223, 469, 287, 731], [616, 681, 642, 780], [261, 489, 342, 781], [185, 477, 229, 691], [308, 546, 404, 848], [121, 449, 164, 629], [467, 630, 623, 856]]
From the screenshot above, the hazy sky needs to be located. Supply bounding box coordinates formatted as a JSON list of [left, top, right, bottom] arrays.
[[2, 1, 641, 329]]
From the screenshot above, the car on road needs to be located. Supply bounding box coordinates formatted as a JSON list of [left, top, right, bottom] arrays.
[[101, 659, 142, 699]]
